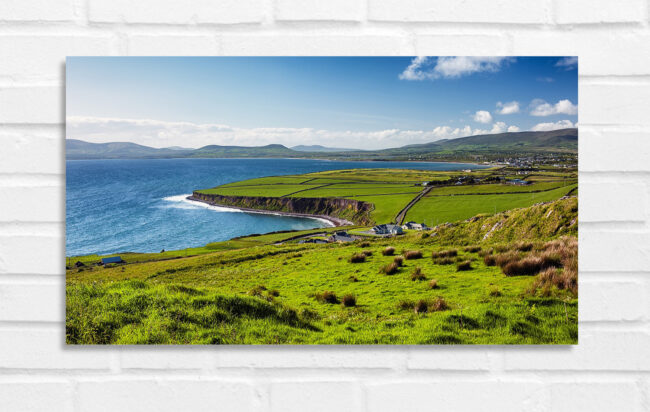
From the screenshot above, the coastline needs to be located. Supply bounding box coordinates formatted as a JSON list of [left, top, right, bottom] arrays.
[[186, 195, 354, 227]]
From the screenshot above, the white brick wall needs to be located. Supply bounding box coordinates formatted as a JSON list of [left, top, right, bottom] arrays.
[[0, 1, 648, 410]]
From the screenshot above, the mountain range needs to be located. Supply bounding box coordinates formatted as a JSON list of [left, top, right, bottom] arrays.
[[66, 128, 577, 161]]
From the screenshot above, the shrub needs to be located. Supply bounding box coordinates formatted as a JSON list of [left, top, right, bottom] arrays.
[[349, 253, 366, 263], [341, 294, 357, 307], [514, 242, 533, 252], [314, 290, 338, 304], [380, 262, 399, 275], [411, 267, 426, 281], [483, 255, 497, 266], [382, 246, 396, 256], [432, 257, 455, 265], [432, 249, 457, 259], [393, 256, 404, 266], [456, 261, 473, 271], [463, 245, 481, 253], [478, 248, 493, 257], [359, 241, 371, 248], [414, 299, 428, 313], [404, 250, 423, 260], [431, 296, 448, 311], [247, 285, 266, 297], [428, 279, 439, 289], [489, 287, 501, 297]]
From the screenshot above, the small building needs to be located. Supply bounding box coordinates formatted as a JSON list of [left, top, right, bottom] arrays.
[[330, 231, 355, 243], [507, 179, 530, 186], [101, 256, 123, 265], [371, 224, 404, 235], [402, 221, 430, 231]]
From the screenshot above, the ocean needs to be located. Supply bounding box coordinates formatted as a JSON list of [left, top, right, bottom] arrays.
[[66, 158, 488, 256]]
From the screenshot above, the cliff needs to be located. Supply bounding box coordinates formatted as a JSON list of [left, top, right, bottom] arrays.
[[189, 192, 374, 225]]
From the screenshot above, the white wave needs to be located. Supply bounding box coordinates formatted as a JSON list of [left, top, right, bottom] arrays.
[[162, 194, 245, 212], [161, 194, 334, 227]]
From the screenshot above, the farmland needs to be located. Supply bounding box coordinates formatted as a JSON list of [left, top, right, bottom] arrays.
[[67, 166, 578, 345]]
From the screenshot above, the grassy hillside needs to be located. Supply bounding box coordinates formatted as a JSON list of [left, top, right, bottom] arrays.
[[66, 129, 577, 161], [67, 196, 578, 345], [196, 168, 576, 225]]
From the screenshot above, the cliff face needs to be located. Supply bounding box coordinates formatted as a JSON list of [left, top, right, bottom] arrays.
[[190, 192, 374, 225]]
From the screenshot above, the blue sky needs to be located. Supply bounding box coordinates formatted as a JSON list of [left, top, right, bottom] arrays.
[[66, 56, 578, 149]]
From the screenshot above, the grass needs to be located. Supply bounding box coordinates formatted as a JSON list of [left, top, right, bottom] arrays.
[[67, 168, 578, 345], [405, 184, 577, 225]]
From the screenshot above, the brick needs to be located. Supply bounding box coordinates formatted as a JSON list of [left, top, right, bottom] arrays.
[[580, 83, 650, 126], [271, 382, 361, 412], [120, 350, 213, 370], [0, 186, 63, 222], [76, 380, 254, 412], [220, 34, 413, 55], [549, 382, 642, 411], [0, 283, 63, 322], [579, 280, 646, 321], [555, 0, 645, 24], [0, 236, 63, 275], [0, 127, 63, 174], [0, 87, 62, 124], [127, 35, 219, 55], [366, 381, 546, 412], [511, 31, 650, 76], [0, 329, 110, 369], [89, 0, 266, 24], [0, 0, 75, 22], [0, 36, 115, 82], [368, 0, 549, 23], [414, 34, 509, 56], [579, 231, 650, 272], [275, 0, 364, 21], [0, 382, 73, 412], [215, 347, 406, 369], [504, 330, 650, 370], [579, 127, 650, 171], [579, 180, 646, 222], [407, 347, 491, 370]]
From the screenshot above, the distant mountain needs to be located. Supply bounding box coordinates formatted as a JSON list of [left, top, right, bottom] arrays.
[[291, 145, 357, 152], [66, 139, 190, 159], [66, 129, 577, 160]]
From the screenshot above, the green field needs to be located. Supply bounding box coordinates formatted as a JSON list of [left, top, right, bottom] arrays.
[[68, 167, 578, 345]]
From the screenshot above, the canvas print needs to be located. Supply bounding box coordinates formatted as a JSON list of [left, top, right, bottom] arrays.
[[66, 57, 578, 344]]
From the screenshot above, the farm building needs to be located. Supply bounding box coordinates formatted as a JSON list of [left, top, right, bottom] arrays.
[[371, 224, 403, 235], [402, 221, 430, 231], [329, 231, 355, 243], [101, 256, 123, 265], [507, 179, 530, 185]]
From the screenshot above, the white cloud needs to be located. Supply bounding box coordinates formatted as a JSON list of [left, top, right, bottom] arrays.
[[473, 110, 493, 124], [529, 99, 578, 116], [496, 101, 520, 115], [530, 120, 575, 131], [507, 125, 520, 133], [67, 116, 524, 150], [556, 56, 578, 70], [399, 56, 513, 80]]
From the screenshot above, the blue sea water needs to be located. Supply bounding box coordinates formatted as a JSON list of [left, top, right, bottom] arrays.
[[66, 158, 488, 256]]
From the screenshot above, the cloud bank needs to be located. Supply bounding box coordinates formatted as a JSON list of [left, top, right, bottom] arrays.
[[496, 101, 520, 115], [67, 116, 525, 150], [530, 119, 575, 131], [473, 110, 493, 124], [399, 57, 512, 80], [529, 99, 578, 116]]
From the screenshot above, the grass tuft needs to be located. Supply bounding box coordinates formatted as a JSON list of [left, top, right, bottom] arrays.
[[314, 290, 338, 304], [404, 250, 423, 260], [341, 294, 357, 307], [349, 253, 366, 263], [380, 262, 399, 275], [456, 261, 473, 271], [382, 246, 395, 256], [410, 267, 426, 281]]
